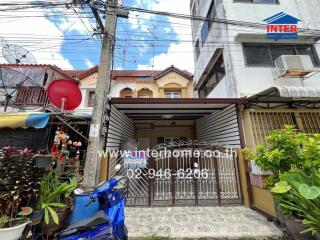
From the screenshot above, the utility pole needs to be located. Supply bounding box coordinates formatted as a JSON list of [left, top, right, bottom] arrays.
[[83, 0, 127, 186]]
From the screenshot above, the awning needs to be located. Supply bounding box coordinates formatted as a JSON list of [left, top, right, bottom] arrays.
[[0, 112, 50, 129], [111, 98, 248, 120], [247, 87, 320, 108], [277, 87, 320, 98], [248, 87, 320, 105]]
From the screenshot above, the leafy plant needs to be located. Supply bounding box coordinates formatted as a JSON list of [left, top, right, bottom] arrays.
[[0, 215, 9, 228], [18, 207, 33, 216], [37, 170, 77, 225], [0, 147, 40, 217], [301, 135, 320, 174], [244, 125, 320, 187], [0, 207, 33, 228], [271, 170, 320, 235]]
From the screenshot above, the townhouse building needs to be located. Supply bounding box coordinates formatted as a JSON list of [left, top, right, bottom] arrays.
[[190, 0, 320, 216], [71, 65, 194, 115], [191, 0, 320, 98]]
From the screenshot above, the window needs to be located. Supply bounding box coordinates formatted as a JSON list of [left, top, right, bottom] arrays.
[[243, 44, 320, 67], [191, 4, 197, 17], [87, 91, 95, 107], [195, 40, 200, 60], [120, 88, 133, 98], [198, 54, 225, 98], [137, 88, 153, 98], [200, 0, 216, 45], [201, 20, 209, 45], [207, 0, 216, 31], [43, 72, 48, 86], [165, 92, 181, 99], [191, 0, 199, 17], [234, 0, 278, 4]]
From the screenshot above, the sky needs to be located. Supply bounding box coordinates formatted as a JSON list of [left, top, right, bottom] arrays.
[[0, 0, 194, 73]]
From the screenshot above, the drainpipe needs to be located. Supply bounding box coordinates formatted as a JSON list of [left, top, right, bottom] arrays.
[[235, 103, 253, 207]]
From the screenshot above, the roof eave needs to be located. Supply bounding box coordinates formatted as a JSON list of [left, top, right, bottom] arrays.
[[111, 97, 248, 105]]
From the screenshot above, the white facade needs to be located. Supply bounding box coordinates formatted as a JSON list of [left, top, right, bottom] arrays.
[[75, 78, 136, 115], [191, 0, 320, 98]]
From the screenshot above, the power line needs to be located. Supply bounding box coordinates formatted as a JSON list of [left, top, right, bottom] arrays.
[[118, 5, 320, 36]]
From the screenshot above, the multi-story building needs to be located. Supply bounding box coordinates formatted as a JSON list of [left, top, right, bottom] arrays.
[[190, 0, 320, 217], [190, 0, 320, 98]]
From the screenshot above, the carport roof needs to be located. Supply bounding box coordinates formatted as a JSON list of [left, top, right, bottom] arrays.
[[111, 98, 247, 120]]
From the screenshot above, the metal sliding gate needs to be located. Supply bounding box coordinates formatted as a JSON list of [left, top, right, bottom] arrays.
[[120, 141, 242, 206]]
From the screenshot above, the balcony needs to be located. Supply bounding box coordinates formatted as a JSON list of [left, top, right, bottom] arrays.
[[15, 86, 49, 107]]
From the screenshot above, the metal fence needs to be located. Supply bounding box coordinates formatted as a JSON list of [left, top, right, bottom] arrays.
[[110, 141, 242, 206]]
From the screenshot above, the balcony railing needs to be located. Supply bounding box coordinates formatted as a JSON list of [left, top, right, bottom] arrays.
[[15, 86, 50, 106]]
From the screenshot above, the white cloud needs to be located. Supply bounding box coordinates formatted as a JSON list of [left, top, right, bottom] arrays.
[[133, 0, 194, 73], [0, 1, 74, 69], [85, 58, 94, 68], [137, 42, 194, 71]]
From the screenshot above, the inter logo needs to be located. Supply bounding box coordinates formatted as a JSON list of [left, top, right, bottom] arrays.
[[263, 12, 300, 39]]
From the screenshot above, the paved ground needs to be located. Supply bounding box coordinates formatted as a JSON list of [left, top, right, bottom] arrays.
[[125, 206, 283, 239]]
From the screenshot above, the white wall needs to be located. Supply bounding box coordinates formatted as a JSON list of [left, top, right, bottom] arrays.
[[207, 77, 230, 98], [109, 81, 136, 98], [192, 0, 320, 98], [74, 86, 95, 115], [74, 81, 137, 115]]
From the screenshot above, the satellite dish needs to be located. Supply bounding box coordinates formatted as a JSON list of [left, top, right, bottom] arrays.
[[47, 80, 82, 112], [2, 44, 37, 65], [0, 67, 44, 112], [1, 43, 42, 83]]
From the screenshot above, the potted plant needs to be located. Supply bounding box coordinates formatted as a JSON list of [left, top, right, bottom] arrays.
[[0, 207, 33, 240], [271, 170, 320, 240], [36, 170, 77, 235]]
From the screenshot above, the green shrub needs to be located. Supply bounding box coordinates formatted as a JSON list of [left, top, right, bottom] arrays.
[[244, 125, 320, 187]]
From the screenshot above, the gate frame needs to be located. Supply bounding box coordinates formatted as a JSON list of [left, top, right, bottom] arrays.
[[122, 140, 243, 207]]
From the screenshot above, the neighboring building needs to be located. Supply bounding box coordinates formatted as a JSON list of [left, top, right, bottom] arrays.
[[70, 65, 194, 115], [190, 0, 320, 98], [190, 0, 320, 217], [0, 64, 76, 112]]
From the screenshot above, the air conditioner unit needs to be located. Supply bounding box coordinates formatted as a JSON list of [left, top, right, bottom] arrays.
[[274, 55, 315, 78]]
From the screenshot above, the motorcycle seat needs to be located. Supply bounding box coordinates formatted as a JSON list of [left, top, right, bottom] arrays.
[[57, 211, 110, 238]]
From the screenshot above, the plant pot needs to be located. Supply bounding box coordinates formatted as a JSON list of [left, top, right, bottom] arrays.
[[42, 208, 67, 236], [0, 219, 30, 240], [274, 202, 286, 224], [68, 193, 99, 225], [31, 210, 44, 225], [282, 215, 313, 240]]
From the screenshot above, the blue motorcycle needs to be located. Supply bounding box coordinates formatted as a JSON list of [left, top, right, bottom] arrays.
[[57, 176, 128, 240]]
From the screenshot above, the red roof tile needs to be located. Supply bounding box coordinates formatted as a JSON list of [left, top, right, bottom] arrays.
[[63, 69, 87, 78], [0, 63, 77, 81], [112, 70, 162, 78], [113, 76, 138, 82]]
